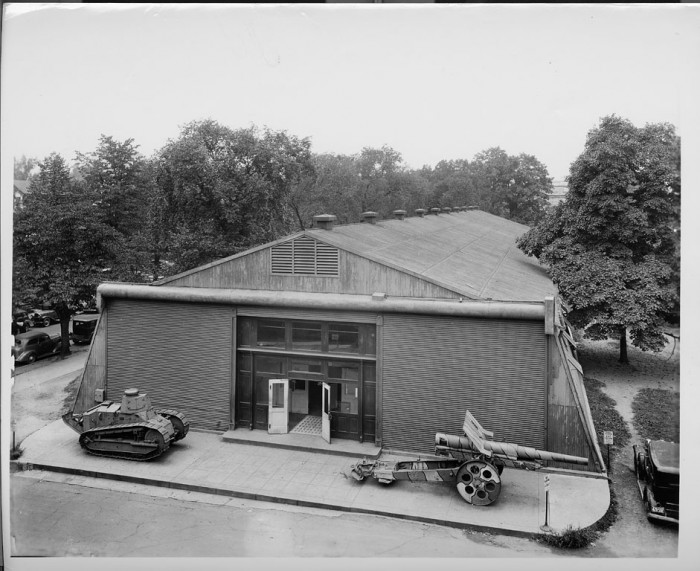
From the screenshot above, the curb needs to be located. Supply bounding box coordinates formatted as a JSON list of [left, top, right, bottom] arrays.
[[12, 460, 537, 540]]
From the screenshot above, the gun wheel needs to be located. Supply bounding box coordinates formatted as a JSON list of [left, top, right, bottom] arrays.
[[456, 460, 501, 506]]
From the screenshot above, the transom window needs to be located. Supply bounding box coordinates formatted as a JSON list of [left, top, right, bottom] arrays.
[[239, 318, 376, 356]]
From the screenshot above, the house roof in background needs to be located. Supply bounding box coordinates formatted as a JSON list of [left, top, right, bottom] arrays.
[[14, 179, 30, 194]]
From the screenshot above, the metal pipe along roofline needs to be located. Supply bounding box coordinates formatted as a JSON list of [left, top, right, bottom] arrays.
[[96, 283, 546, 321]]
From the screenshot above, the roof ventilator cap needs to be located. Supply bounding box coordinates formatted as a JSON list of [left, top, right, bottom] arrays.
[[361, 211, 378, 224], [313, 214, 337, 230], [442, 207, 452, 214], [415, 208, 427, 218], [430, 208, 441, 215], [393, 209, 407, 220]]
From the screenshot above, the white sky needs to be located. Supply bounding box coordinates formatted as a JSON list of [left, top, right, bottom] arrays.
[[2, 3, 698, 180]]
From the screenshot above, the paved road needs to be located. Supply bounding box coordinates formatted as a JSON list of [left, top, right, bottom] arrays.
[[10, 471, 558, 559], [11, 346, 88, 444]]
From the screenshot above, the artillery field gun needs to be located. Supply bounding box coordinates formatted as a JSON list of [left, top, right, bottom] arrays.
[[350, 410, 589, 506], [63, 388, 189, 461]]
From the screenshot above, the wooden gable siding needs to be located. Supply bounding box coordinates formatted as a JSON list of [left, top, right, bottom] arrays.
[[546, 333, 600, 471], [163, 246, 462, 299]]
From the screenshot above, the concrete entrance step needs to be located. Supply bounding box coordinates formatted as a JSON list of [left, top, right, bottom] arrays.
[[221, 428, 381, 459]]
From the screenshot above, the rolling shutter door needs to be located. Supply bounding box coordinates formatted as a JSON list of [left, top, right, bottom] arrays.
[[106, 298, 232, 432], [382, 314, 545, 454]]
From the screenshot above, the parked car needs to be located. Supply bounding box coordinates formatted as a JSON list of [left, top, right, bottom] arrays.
[[12, 310, 29, 334], [27, 308, 60, 328], [12, 330, 62, 364], [633, 438, 679, 524], [71, 313, 99, 344]]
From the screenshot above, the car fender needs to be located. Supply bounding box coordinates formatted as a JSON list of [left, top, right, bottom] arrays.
[[16, 351, 33, 363]]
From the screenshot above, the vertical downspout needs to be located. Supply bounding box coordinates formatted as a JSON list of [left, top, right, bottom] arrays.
[[376, 314, 384, 447], [543, 296, 555, 451], [231, 308, 238, 430]]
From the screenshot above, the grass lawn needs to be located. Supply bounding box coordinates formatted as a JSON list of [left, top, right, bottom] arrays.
[[632, 388, 680, 442]]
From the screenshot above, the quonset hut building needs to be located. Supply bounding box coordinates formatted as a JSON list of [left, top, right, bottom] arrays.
[[73, 207, 605, 473]]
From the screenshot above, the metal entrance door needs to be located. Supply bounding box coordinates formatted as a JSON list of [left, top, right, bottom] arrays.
[[322, 382, 331, 443], [268, 379, 289, 434]]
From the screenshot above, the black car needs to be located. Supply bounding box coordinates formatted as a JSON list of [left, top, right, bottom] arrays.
[[12, 330, 62, 364], [27, 308, 60, 327], [12, 310, 29, 334], [633, 439, 679, 523], [71, 313, 100, 344]]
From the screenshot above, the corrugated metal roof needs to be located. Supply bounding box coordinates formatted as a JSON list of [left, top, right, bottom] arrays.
[[306, 210, 555, 302]]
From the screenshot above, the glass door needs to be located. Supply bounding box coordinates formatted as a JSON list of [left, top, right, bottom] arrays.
[[268, 379, 289, 434]]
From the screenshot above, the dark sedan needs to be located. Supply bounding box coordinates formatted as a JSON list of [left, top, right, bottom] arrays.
[[12, 331, 62, 364]]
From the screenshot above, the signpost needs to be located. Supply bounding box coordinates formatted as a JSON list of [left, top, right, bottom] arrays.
[[603, 431, 614, 472], [540, 474, 552, 532]]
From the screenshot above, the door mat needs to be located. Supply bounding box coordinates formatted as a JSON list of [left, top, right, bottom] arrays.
[[290, 415, 322, 435]]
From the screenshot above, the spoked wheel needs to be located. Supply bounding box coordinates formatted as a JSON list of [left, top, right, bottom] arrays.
[[456, 460, 502, 506]]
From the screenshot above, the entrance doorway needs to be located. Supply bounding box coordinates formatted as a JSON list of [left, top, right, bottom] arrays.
[[308, 381, 322, 416]]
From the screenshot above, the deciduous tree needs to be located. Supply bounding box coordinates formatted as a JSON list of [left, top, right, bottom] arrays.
[[153, 120, 313, 274], [517, 116, 680, 363], [13, 153, 128, 356]]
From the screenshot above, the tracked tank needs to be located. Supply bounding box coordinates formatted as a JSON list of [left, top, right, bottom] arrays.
[[62, 388, 190, 461]]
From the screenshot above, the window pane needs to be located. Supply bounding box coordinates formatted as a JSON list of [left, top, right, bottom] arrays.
[[292, 321, 322, 352], [271, 383, 285, 408], [363, 362, 376, 383], [363, 326, 376, 355], [329, 323, 359, 353], [257, 319, 286, 348], [337, 382, 358, 414], [256, 355, 285, 374], [328, 361, 359, 381], [237, 318, 255, 347], [290, 359, 323, 374]]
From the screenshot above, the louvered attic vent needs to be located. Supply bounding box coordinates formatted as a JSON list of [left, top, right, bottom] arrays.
[[271, 236, 339, 276]]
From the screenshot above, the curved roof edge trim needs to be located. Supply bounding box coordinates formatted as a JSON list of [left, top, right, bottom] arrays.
[[97, 283, 546, 321]]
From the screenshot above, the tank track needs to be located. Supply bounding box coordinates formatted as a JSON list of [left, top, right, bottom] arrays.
[[78, 420, 172, 461], [156, 409, 190, 441]]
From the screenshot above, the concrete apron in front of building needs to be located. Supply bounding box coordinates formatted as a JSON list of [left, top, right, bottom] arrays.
[[14, 420, 610, 538]]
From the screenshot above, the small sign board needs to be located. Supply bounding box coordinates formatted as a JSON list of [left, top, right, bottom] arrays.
[[603, 431, 614, 445], [544, 474, 550, 491]]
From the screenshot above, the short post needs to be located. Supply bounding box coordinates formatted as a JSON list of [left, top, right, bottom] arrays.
[[603, 431, 614, 473], [540, 474, 552, 532]]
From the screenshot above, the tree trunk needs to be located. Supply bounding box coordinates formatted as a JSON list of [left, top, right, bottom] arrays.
[[619, 326, 628, 364], [60, 317, 72, 359]]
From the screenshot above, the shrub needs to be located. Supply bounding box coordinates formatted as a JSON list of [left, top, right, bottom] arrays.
[[537, 525, 598, 549]]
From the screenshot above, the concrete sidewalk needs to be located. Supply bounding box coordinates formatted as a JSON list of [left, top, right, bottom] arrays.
[[13, 420, 610, 538]]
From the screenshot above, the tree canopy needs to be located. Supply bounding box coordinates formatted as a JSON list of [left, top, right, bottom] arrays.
[[13, 153, 131, 355], [152, 120, 314, 273], [517, 116, 680, 362]]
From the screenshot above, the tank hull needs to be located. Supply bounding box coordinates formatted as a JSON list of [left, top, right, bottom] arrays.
[[62, 389, 189, 461]]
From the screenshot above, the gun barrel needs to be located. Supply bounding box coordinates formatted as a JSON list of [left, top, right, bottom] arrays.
[[435, 433, 589, 465]]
